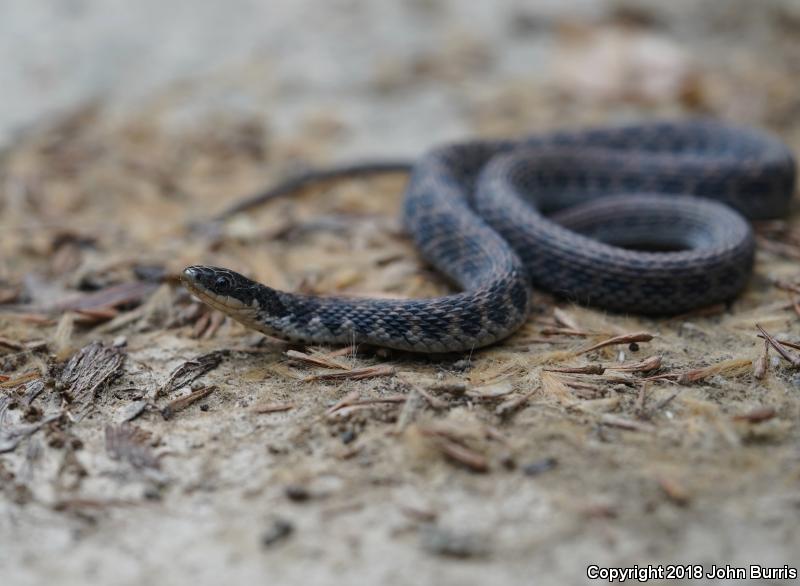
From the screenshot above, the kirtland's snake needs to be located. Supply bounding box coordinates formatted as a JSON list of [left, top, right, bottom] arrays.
[[182, 120, 796, 352]]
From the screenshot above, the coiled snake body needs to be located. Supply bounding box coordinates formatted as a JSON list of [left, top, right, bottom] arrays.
[[182, 120, 796, 352]]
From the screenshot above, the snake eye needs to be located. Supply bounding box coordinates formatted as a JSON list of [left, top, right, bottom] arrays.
[[214, 275, 232, 291]]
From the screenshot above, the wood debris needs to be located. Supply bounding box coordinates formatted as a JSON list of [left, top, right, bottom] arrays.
[[251, 402, 294, 414], [54, 281, 158, 313], [397, 374, 449, 408], [157, 350, 226, 399], [302, 364, 394, 382], [325, 394, 406, 419], [105, 423, 160, 469], [0, 371, 41, 389], [731, 406, 776, 423], [657, 476, 691, 506], [495, 389, 538, 417], [161, 385, 217, 419], [417, 424, 489, 473], [0, 285, 21, 304], [599, 414, 655, 432], [192, 309, 226, 339], [544, 364, 605, 374], [0, 413, 64, 454], [286, 349, 350, 370], [753, 339, 769, 379], [57, 341, 126, 418], [675, 358, 755, 385], [756, 324, 800, 368], [553, 307, 581, 331], [286, 349, 395, 382], [605, 356, 662, 372], [643, 358, 752, 385], [0, 337, 25, 352]]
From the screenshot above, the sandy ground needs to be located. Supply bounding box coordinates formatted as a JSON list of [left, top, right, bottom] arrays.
[[2, 1, 800, 585]]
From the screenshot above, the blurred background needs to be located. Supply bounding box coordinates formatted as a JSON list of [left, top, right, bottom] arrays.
[[3, 0, 799, 156]]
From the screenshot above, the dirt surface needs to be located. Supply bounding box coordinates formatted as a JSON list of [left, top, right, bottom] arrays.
[[2, 1, 800, 585]]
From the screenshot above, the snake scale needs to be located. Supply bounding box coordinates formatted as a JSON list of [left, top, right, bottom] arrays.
[[182, 120, 797, 352]]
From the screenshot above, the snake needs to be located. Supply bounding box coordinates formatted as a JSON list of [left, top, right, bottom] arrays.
[[181, 120, 796, 353]]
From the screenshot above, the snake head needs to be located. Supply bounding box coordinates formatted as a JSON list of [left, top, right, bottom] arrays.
[[181, 265, 288, 328]]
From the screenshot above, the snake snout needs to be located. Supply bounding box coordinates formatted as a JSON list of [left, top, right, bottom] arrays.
[[181, 265, 236, 303], [182, 265, 215, 286], [182, 265, 235, 292]]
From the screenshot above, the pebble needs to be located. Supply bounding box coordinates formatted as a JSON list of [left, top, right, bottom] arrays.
[[285, 484, 311, 502], [419, 527, 490, 558], [452, 359, 471, 372], [260, 518, 294, 548], [522, 457, 558, 476]]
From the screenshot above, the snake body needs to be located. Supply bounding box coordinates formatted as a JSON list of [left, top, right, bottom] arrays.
[[182, 120, 796, 352]]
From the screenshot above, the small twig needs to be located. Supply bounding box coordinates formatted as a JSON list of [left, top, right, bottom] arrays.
[[252, 402, 294, 414], [434, 439, 489, 473], [54, 281, 158, 313], [753, 339, 769, 380], [543, 364, 605, 375], [325, 346, 360, 359], [560, 376, 606, 391], [326, 395, 407, 419], [465, 380, 514, 399], [161, 385, 217, 419], [553, 308, 581, 331], [756, 333, 800, 351], [651, 389, 681, 414], [157, 351, 225, 400], [540, 327, 595, 337], [325, 390, 361, 417], [0, 337, 25, 352], [414, 385, 450, 408], [756, 324, 800, 367], [643, 358, 751, 385], [756, 235, 800, 260], [302, 365, 395, 382], [397, 374, 449, 409], [575, 332, 654, 355], [772, 279, 800, 295], [427, 381, 468, 395], [0, 371, 40, 388], [495, 388, 538, 417], [73, 307, 119, 324], [599, 414, 655, 432], [394, 389, 425, 432], [201, 311, 225, 339], [605, 355, 662, 373], [657, 476, 690, 506], [731, 406, 776, 423], [634, 383, 648, 416], [286, 349, 350, 370]]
